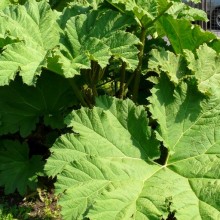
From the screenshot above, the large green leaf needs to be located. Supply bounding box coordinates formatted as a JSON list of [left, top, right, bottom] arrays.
[[46, 96, 159, 177], [51, 9, 139, 77], [0, 72, 76, 137], [45, 97, 160, 219], [0, 141, 43, 195], [0, 0, 60, 85], [0, 42, 48, 85], [45, 94, 220, 219]]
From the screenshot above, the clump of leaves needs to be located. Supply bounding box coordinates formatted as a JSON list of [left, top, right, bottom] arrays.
[[0, 0, 220, 219]]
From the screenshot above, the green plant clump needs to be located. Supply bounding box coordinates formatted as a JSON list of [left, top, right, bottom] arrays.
[[0, 0, 220, 219]]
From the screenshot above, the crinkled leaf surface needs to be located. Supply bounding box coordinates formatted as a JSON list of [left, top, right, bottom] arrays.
[[0, 141, 43, 195], [46, 96, 159, 177], [70, 0, 103, 9], [168, 2, 208, 21], [51, 0, 103, 11], [0, 72, 76, 137], [107, 0, 169, 27], [45, 97, 160, 219], [148, 48, 188, 84], [156, 14, 216, 54], [52, 9, 139, 77], [57, 4, 90, 29], [105, 31, 140, 69], [185, 44, 220, 95], [0, 0, 60, 85], [45, 93, 220, 219], [147, 74, 220, 219], [148, 74, 205, 155], [0, 42, 48, 85], [148, 44, 220, 95]]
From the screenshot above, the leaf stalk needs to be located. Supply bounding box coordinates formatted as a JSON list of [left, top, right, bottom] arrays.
[[68, 78, 88, 107], [118, 61, 126, 99], [132, 27, 147, 102]]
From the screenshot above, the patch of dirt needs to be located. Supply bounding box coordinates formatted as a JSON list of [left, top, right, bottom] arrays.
[[0, 186, 62, 219]]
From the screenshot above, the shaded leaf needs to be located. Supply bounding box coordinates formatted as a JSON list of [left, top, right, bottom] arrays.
[[0, 72, 76, 137], [148, 74, 205, 155], [0, 141, 43, 195]]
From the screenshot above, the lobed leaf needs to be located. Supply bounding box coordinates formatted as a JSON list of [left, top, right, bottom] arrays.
[[0, 72, 77, 137], [148, 74, 207, 155], [0, 42, 47, 85], [0, 0, 60, 85], [46, 96, 160, 178], [53, 9, 139, 77], [45, 94, 220, 219], [147, 74, 220, 219]]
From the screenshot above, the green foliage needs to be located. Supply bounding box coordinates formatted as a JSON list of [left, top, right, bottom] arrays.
[[185, 44, 220, 95], [0, 0, 220, 219], [0, 141, 43, 195], [46, 93, 220, 219], [50, 9, 139, 78], [0, 210, 13, 220], [0, 0, 60, 85], [156, 14, 216, 54], [167, 1, 208, 21], [0, 203, 31, 220], [148, 48, 187, 84], [0, 72, 77, 137], [106, 0, 171, 28]]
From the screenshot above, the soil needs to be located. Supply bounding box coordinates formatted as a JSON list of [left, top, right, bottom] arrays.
[[0, 186, 61, 219]]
